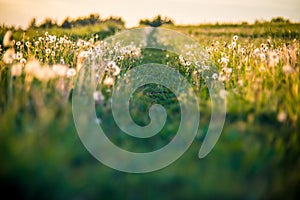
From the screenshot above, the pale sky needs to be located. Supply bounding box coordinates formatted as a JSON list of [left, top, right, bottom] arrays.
[[0, 0, 299, 28]]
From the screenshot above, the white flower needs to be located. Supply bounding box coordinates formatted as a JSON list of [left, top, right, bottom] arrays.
[[93, 91, 104, 104], [25, 59, 41, 75], [52, 64, 68, 77], [282, 64, 295, 74], [67, 68, 76, 78], [232, 41, 237, 48], [212, 73, 218, 80], [113, 65, 121, 76], [16, 52, 23, 60], [20, 58, 27, 65], [233, 35, 238, 41], [268, 51, 279, 67], [11, 63, 23, 77], [45, 49, 51, 54], [103, 77, 114, 86], [2, 48, 15, 64], [34, 67, 56, 82]]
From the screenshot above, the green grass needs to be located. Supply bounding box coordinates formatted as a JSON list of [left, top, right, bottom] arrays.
[[0, 22, 299, 199]]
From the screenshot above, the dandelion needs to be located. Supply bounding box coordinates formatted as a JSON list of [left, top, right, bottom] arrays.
[[16, 52, 23, 60], [3, 30, 13, 47], [253, 48, 260, 55], [2, 48, 15, 64], [237, 79, 244, 86], [93, 91, 104, 104], [103, 77, 114, 86], [232, 41, 237, 48], [212, 73, 218, 80], [45, 48, 51, 54], [282, 64, 295, 74], [52, 64, 68, 77], [20, 58, 27, 65], [268, 51, 279, 67], [25, 59, 41, 75], [112, 65, 121, 76], [25, 41, 31, 47], [34, 67, 56, 82], [107, 61, 117, 69], [233, 35, 238, 41], [220, 57, 229, 65], [11, 63, 23, 77], [259, 53, 266, 60], [67, 68, 76, 78]]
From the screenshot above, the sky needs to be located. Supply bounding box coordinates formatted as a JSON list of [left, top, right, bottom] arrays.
[[0, 0, 299, 28]]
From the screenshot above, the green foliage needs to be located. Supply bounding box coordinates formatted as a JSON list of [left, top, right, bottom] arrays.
[[139, 15, 174, 27]]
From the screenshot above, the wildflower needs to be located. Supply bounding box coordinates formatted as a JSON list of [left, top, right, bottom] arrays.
[[77, 39, 85, 47], [16, 41, 21, 46], [52, 64, 68, 77], [2, 48, 15, 64], [11, 63, 23, 77], [45, 48, 51, 54], [268, 51, 279, 67], [20, 58, 27, 65], [212, 73, 218, 80], [34, 67, 56, 82], [219, 57, 229, 65], [103, 77, 114, 86], [51, 51, 55, 56], [16, 52, 23, 60], [93, 91, 104, 104], [259, 53, 266, 60], [25, 59, 41, 75], [233, 35, 238, 41], [67, 68, 76, 78], [107, 61, 117, 69], [237, 79, 243, 86], [3, 30, 13, 47], [25, 41, 31, 47], [282, 64, 295, 74], [253, 48, 260, 55], [232, 41, 237, 48], [112, 65, 121, 76]]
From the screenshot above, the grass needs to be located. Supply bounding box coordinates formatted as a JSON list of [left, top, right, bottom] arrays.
[[0, 21, 299, 199]]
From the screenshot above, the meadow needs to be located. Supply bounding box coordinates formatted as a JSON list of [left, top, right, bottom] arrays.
[[0, 18, 299, 199]]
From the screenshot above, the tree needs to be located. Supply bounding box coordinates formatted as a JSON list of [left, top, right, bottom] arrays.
[[139, 15, 174, 27], [28, 18, 37, 29]]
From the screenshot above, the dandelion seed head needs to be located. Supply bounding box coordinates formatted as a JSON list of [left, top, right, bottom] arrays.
[[103, 77, 114, 86], [11, 63, 23, 77], [67, 68, 76, 78], [233, 35, 238, 41]]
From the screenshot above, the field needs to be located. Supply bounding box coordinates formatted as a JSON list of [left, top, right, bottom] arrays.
[[0, 20, 299, 199]]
